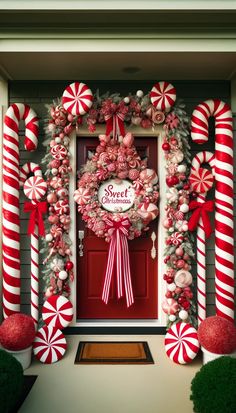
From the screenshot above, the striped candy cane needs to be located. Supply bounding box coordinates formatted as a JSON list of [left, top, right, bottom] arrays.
[[190, 151, 215, 325], [3, 104, 39, 319], [191, 99, 234, 321], [20, 163, 47, 327]]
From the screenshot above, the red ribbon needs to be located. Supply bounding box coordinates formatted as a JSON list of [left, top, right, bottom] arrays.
[[188, 200, 214, 238], [24, 201, 47, 236], [102, 218, 134, 307], [104, 111, 125, 140]]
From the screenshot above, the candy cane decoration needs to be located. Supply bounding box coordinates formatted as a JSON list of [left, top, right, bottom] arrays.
[[190, 151, 215, 325], [20, 163, 47, 327], [3, 104, 39, 318], [191, 100, 234, 321]]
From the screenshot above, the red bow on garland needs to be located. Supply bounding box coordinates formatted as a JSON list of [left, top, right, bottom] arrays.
[[24, 201, 47, 236], [188, 200, 214, 238], [102, 217, 134, 307], [104, 110, 126, 140]]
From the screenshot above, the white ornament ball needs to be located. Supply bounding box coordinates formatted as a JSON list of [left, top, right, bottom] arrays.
[[179, 204, 189, 213], [177, 164, 187, 173], [63, 137, 70, 146], [52, 168, 58, 176], [179, 310, 189, 320], [55, 137, 61, 144], [58, 270, 68, 280], [169, 227, 174, 233], [124, 97, 130, 104], [169, 314, 176, 322], [136, 90, 144, 98], [45, 234, 53, 242], [167, 283, 176, 292]]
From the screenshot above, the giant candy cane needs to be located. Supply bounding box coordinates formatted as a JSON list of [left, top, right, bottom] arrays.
[[3, 104, 39, 318], [20, 163, 47, 327], [191, 99, 234, 321], [189, 151, 215, 325]]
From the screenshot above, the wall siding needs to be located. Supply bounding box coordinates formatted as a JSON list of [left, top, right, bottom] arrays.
[[9, 80, 234, 321]]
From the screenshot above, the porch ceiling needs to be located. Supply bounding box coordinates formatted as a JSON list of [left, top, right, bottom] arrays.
[[0, 52, 236, 81]]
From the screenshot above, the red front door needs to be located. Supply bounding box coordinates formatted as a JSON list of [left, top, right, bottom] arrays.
[[76, 136, 158, 319]]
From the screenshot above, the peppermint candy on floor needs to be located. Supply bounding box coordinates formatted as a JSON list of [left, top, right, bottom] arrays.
[[62, 82, 93, 116], [189, 168, 214, 194], [33, 326, 67, 364], [23, 176, 47, 200], [150, 81, 176, 112], [165, 322, 199, 364], [74, 187, 91, 205], [42, 295, 73, 329], [50, 144, 68, 160]]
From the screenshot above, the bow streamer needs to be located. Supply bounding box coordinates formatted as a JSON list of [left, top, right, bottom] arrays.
[[24, 201, 47, 236], [104, 111, 126, 140], [188, 200, 214, 238], [102, 218, 134, 307]]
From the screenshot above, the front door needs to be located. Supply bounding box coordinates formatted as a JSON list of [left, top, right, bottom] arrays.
[[76, 136, 158, 319]]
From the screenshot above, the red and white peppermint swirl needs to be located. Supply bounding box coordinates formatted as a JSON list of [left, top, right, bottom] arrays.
[[165, 322, 199, 364], [23, 176, 47, 200], [162, 298, 179, 315], [33, 326, 67, 364], [150, 81, 176, 112], [191, 100, 234, 322], [191, 151, 215, 325], [170, 232, 184, 246], [54, 200, 70, 215], [42, 295, 73, 329], [62, 82, 93, 116], [50, 144, 67, 160], [20, 162, 42, 186], [74, 187, 91, 205], [189, 168, 214, 194], [3, 103, 39, 318], [137, 202, 159, 223]]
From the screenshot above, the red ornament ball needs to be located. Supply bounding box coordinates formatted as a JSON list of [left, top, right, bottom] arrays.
[[0, 313, 36, 351], [65, 261, 74, 271], [198, 316, 236, 354], [162, 142, 170, 151], [166, 175, 179, 187]]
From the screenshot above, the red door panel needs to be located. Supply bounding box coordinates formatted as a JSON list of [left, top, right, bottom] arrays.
[[76, 136, 158, 319]]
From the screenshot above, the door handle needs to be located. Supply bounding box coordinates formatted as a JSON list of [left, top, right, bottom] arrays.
[[78, 230, 85, 257], [151, 231, 157, 259]]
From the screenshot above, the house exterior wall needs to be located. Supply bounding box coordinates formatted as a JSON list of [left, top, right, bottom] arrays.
[[8, 79, 233, 323]]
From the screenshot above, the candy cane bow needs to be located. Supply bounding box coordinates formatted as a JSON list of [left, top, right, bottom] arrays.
[[24, 201, 47, 236], [104, 110, 126, 140], [102, 218, 134, 307], [188, 200, 214, 239]]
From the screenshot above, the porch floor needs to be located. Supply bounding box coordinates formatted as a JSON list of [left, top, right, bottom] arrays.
[[19, 335, 202, 413]]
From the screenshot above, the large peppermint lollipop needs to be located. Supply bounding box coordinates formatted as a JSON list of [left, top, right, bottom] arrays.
[[165, 322, 199, 364], [150, 81, 176, 112], [24, 176, 47, 200], [189, 168, 214, 194], [62, 82, 93, 115], [42, 295, 73, 329]]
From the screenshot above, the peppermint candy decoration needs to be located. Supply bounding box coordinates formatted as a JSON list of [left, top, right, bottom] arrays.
[[189, 167, 214, 194], [50, 144, 68, 160], [42, 295, 73, 329], [137, 202, 159, 223], [139, 168, 158, 185], [169, 232, 184, 246], [62, 82, 93, 116], [162, 298, 179, 315], [33, 326, 67, 364], [150, 81, 176, 112], [165, 322, 199, 364], [54, 200, 70, 215], [23, 176, 47, 200], [73, 187, 91, 205]]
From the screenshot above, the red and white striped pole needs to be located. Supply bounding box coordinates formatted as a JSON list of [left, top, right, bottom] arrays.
[[190, 151, 215, 325], [20, 163, 47, 327], [2, 104, 39, 318], [191, 99, 234, 321]]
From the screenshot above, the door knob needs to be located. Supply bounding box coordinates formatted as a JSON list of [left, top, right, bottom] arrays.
[[78, 230, 85, 257], [151, 231, 157, 259]]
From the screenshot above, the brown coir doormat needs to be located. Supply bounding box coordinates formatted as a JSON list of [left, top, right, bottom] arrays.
[[74, 341, 154, 364]]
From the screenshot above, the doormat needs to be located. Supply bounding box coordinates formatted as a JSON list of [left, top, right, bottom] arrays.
[[74, 341, 154, 364], [9, 375, 37, 413]]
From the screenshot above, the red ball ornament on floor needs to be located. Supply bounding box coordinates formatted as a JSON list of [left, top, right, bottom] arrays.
[[0, 313, 35, 351], [165, 322, 199, 364], [33, 326, 67, 364], [198, 316, 236, 354]]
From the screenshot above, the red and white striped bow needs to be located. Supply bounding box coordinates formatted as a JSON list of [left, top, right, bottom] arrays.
[[104, 111, 126, 140], [102, 218, 134, 307]]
